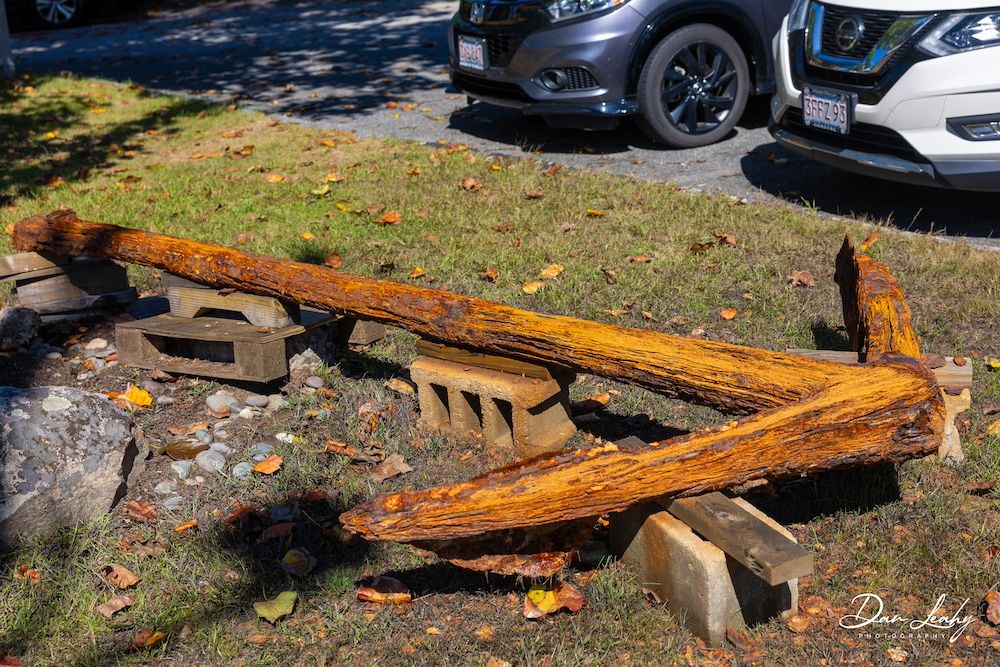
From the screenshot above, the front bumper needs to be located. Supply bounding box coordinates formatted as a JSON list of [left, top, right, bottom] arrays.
[[769, 17, 1000, 192], [448, 4, 645, 119]]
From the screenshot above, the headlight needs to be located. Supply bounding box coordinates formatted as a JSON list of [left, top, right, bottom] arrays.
[[920, 12, 1000, 56], [546, 0, 627, 22], [787, 0, 811, 33]]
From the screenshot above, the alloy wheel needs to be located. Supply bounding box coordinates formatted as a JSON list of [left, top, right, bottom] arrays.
[[661, 42, 738, 135], [35, 0, 79, 26]]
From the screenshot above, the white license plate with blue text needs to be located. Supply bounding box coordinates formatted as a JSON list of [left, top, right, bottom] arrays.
[[802, 86, 853, 135], [458, 35, 487, 71]]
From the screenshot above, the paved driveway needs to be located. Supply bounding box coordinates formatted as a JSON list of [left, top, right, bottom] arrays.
[[11, 0, 998, 247]]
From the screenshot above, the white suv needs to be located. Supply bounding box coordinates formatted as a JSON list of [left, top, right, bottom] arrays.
[[769, 0, 1000, 191]]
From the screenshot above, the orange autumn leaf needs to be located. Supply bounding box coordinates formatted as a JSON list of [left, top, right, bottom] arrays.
[[120, 384, 153, 408], [253, 455, 283, 475], [538, 264, 564, 280], [357, 576, 412, 604], [408, 267, 426, 280], [377, 210, 403, 225], [325, 172, 344, 183], [521, 280, 544, 295], [131, 629, 167, 649], [720, 308, 738, 321], [860, 231, 881, 252], [123, 500, 158, 524], [174, 519, 198, 533], [461, 177, 482, 192], [102, 563, 141, 589], [265, 173, 285, 183], [15, 565, 40, 585]]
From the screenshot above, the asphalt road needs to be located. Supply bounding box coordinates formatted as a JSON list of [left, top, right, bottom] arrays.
[[10, 0, 998, 247]]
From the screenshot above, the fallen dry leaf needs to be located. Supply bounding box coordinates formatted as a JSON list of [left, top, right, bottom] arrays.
[[123, 500, 158, 525], [15, 565, 40, 585], [357, 576, 411, 604], [720, 308, 738, 321], [954, 356, 968, 366], [280, 548, 317, 577], [325, 172, 344, 183], [987, 591, 1000, 625], [523, 581, 585, 619], [461, 177, 482, 192], [103, 563, 141, 589], [253, 455, 284, 475], [255, 591, 298, 624], [542, 163, 562, 177], [300, 231, 316, 241], [324, 252, 342, 269], [524, 191, 543, 200], [131, 629, 167, 649], [539, 264, 564, 280], [235, 232, 254, 245], [408, 267, 426, 280], [174, 519, 198, 533], [474, 625, 496, 641], [689, 242, 714, 254], [385, 378, 415, 395], [787, 270, 816, 288], [265, 173, 285, 183], [479, 267, 499, 283], [712, 231, 737, 246], [521, 280, 544, 295], [786, 615, 810, 633], [886, 647, 908, 663], [571, 392, 610, 414], [370, 453, 413, 482], [585, 208, 604, 218], [164, 441, 209, 460], [628, 255, 652, 263], [860, 231, 881, 252], [377, 210, 403, 225], [119, 532, 166, 558], [95, 595, 134, 620]]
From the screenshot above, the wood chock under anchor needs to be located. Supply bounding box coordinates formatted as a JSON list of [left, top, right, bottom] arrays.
[[410, 341, 576, 458], [162, 272, 301, 328]]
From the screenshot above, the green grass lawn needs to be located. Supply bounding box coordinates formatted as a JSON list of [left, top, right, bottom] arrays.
[[1, 74, 999, 666]]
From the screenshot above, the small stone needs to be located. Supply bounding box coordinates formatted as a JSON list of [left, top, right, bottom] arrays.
[[140, 380, 164, 396], [156, 396, 177, 406], [212, 429, 230, 440], [275, 433, 300, 445], [162, 495, 183, 511], [250, 443, 274, 457], [194, 449, 226, 474], [304, 375, 325, 389], [154, 480, 177, 495], [194, 429, 213, 444], [209, 442, 233, 455], [206, 392, 236, 415], [76, 371, 95, 381], [91, 357, 107, 370], [253, 454, 267, 462], [288, 349, 323, 377], [171, 460, 193, 480], [232, 462, 253, 480], [45, 351, 63, 360], [245, 394, 269, 408], [237, 407, 257, 420], [85, 337, 108, 351], [266, 394, 286, 411], [194, 476, 205, 484], [0, 306, 41, 351]]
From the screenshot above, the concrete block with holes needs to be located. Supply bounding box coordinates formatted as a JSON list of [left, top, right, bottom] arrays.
[[409, 355, 576, 458], [609, 498, 798, 646]]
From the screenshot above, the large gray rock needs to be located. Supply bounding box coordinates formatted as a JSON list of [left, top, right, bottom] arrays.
[[0, 306, 41, 351], [0, 386, 147, 540]]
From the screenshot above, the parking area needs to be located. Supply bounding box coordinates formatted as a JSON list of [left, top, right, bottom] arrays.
[[9, 0, 998, 247]]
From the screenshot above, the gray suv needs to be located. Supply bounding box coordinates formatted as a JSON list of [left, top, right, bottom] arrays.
[[449, 0, 792, 147]]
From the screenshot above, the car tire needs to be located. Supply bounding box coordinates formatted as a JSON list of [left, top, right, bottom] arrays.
[[636, 24, 750, 148], [31, 0, 88, 28]]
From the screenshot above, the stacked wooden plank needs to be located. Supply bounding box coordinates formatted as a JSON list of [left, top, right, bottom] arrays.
[[1, 251, 135, 322]]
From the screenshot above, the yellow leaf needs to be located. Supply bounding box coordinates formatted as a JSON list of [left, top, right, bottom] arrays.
[[986, 357, 1000, 369], [121, 385, 153, 408], [385, 378, 415, 395], [300, 231, 316, 241], [90, 108, 108, 114], [325, 172, 344, 182], [254, 591, 298, 624], [539, 264, 564, 280], [4, 224, 13, 235], [44, 130, 59, 140], [987, 420, 1000, 437], [521, 280, 544, 295], [377, 211, 403, 225], [253, 455, 283, 475], [265, 173, 285, 183], [720, 308, 738, 321], [320, 139, 336, 147], [335, 202, 351, 212], [408, 267, 425, 280], [585, 209, 604, 218], [311, 183, 330, 196]]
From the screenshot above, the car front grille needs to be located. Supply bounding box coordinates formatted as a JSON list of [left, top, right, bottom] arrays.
[[563, 67, 600, 91], [779, 108, 925, 164], [819, 5, 898, 58], [452, 71, 533, 103]]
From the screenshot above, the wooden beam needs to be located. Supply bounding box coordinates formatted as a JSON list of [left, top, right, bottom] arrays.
[[786, 349, 972, 389], [660, 493, 813, 586]]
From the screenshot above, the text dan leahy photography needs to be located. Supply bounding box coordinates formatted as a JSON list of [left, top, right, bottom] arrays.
[[839, 592, 980, 643]]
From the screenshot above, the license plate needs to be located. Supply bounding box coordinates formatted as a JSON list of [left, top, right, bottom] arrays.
[[458, 35, 487, 71], [802, 86, 853, 135]]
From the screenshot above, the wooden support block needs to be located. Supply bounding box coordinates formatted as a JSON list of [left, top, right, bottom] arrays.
[[31, 288, 137, 315], [939, 388, 971, 465], [660, 492, 813, 586], [166, 285, 301, 328], [337, 317, 386, 347], [15, 260, 129, 308], [415, 340, 566, 380], [786, 348, 972, 389], [409, 355, 576, 458], [115, 311, 332, 383], [610, 498, 799, 645], [0, 251, 69, 279]]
